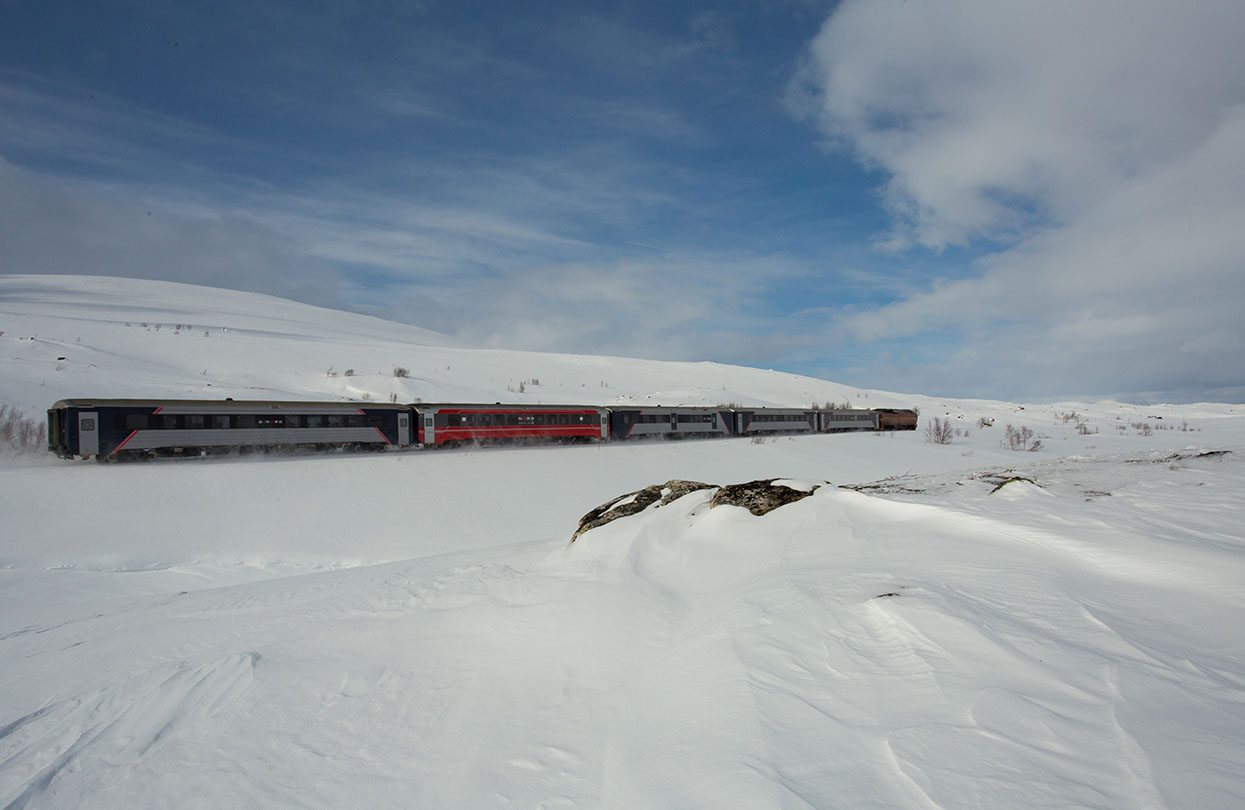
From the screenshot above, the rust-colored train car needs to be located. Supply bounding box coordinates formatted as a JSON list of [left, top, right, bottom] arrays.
[[874, 408, 918, 431]]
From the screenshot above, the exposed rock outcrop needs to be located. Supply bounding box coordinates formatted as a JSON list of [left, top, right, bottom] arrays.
[[571, 479, 715, 541], [572, 478, 827, 542], [709, 479, 823, 516]]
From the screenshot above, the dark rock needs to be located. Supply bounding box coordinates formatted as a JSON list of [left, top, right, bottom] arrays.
[[709, 479, 822, 516], [571, 479, 715, 541], [989, 476, 1039, 494]]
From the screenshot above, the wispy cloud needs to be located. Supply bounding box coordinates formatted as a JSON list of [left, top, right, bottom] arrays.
[[792, 0, 1245, 401]]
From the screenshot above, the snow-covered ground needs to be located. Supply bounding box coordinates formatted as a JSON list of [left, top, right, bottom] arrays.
[[2, 275, 1243, 808]]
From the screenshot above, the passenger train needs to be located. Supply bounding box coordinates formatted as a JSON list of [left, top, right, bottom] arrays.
[[46, 398, 918, 461]]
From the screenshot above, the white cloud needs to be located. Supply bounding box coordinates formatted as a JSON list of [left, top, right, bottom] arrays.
[[793, 0, 1245, 401]]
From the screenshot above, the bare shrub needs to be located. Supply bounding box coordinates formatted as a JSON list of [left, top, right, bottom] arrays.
[[1075, 422, 1097, 435], [977, 416, 994, 428], [925, 417, 953, 444], [0, 405, 47, 455], [343, 369, 355, 377], [393, 367, 410, 378], [1003, 424, 1041, 451]]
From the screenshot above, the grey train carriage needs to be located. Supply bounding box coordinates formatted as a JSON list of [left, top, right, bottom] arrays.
[[608, 407, 731, 440], [819, 409, 880, 432], [47, 399, 411, 461], [730, 408, 820, 436]]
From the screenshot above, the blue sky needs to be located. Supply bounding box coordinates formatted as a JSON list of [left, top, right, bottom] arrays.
[[2, 1, 1243, 403]]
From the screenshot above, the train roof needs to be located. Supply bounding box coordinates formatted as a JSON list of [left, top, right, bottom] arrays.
[[413, 402, 609, 411], [51, 398, 409, 410], [604, 405, 725, 412]]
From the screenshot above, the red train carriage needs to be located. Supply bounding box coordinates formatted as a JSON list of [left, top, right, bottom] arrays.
[[414, 403, 609, 447]]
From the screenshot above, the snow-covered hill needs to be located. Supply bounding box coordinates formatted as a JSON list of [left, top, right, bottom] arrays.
[[1, 275, 1243, 808], [0, 274, 893, 416]]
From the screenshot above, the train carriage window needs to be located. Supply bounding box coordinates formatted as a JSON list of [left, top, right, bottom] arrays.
[[212, 415, 231, 429], [237, 415, 257, 429], [326, 415, 344, 428], [125, 414, 149, 431], [185, 414, 205, 430], [558, 415, 569, 425]]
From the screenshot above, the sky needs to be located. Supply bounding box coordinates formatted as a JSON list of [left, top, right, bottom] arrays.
[[1, 0, 1243, 404]]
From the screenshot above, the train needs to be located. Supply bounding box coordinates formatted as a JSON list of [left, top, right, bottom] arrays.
[[46, 398, 918, 461]]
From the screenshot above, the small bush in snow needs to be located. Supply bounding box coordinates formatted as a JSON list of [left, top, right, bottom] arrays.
[[343, 369, 355, 377], [393, 367, 410, 378], [1003, 424, 1042, 452], [925, 417, 953, 445], [0, 405, 46, 455], [977, 416, 994, 429]]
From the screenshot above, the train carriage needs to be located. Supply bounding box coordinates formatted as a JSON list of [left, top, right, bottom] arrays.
[[47, 399, 410, 461], [874, 408, 919, 431], [729, 408, 819, 436], [819, 409, 880, 432], [414, 403, 609, 447], [608, 407, 731, 440]]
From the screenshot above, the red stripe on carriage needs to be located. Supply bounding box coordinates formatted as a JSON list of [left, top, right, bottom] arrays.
[[110, 429, 139, 457], [374, 427, 392, 445]]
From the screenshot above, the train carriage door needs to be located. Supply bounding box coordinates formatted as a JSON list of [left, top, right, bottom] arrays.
[[78, 411, 99, 457], [423, 413, 435, 445], [670, 412, 678, 432], [398, 413, 410, 447]]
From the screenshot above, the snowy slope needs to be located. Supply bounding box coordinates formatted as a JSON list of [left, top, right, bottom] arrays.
[[2, 275, 1244, 809], [0, 274, 888, 416]]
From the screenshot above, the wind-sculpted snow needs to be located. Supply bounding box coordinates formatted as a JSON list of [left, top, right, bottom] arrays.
[[1, 451, 1242, 808], [2, 275, 1245, 806]]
